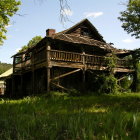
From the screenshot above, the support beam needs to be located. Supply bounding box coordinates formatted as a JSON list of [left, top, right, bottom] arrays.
[[46, 42, 51, 67], [31, 51, 35, 95], [32, 71, 35, 94], [82, 69, 86, 93], [51, 69, 81, 81], [20, 75, 23, 97], [46, 42, 51, 93], [46, 68, 50, 92], [13, 57, 15, 73], [117, 76, 127, 82], [12, 75, 15, 97], [51, 82, 69, 91]]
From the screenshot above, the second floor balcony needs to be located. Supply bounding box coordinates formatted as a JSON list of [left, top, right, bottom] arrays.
[[13, 49, 133, 73]]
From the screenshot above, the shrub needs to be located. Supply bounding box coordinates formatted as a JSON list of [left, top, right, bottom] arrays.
[[99, 74, 119, 94]]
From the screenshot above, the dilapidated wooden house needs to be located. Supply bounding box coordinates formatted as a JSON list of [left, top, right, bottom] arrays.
[[5, 19, 134, 97]]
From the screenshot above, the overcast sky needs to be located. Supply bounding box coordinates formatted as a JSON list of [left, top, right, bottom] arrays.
[[0, 0, 140, 63]]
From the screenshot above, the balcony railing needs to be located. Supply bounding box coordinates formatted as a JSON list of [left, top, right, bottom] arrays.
[[13, 50, 131, 72], [50, 50, 129, 67]]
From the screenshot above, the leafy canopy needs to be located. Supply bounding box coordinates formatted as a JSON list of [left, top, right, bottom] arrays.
[[19, 36, 43, 52], [0, 0, 21, 45], [118, 0, 140, 39]]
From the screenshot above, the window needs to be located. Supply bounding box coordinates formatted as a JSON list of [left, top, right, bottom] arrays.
[[81, 28, 90, 37]]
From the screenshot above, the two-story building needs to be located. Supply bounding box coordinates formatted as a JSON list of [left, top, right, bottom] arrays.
[[5, 19, 134, 97]]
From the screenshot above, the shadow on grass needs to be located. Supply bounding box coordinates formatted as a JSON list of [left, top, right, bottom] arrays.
[[0, 93, 140, 114], [0, 93, 140, 139]]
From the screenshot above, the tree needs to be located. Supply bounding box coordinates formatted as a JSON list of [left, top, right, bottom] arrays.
[[0, 0, 21, 45], [0, 62, 12, 75], [118, 0, 140, 38], [19, 36, 42, 52], [130, 48, 140, 92], [59, 0, 71, 23]]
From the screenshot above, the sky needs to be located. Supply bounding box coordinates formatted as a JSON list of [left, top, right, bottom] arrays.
[[0, 0, 140, 64]]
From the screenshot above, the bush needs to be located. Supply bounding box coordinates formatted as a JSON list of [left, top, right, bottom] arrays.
[[99, 74, 119, 94]]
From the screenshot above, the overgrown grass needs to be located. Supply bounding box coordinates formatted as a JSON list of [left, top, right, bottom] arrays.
[[0, 92, 140, 140]]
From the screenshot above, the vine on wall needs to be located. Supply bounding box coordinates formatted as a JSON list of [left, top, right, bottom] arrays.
[[98, 55, 120, 94]]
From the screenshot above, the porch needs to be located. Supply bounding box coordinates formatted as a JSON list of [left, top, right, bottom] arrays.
[[13, 49, 134, 74]]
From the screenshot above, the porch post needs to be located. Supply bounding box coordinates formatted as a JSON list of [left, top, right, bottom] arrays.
[[32, 51, 35, 95], [12, 75, 15, 97], [46, 42, 51, 93], [82, 51, 86, 92], [20, 74, 23, 97]]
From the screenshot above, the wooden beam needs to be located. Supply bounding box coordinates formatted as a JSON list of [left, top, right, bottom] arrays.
[[117, 76, 127, 82], [114, 68, 134, 73], [46, 42, 51, 67], [13, 57, 15, 73], [46, 68, 51, 92], [51, 82, 69, 91], [82, 69, 86, 92], [20, 75, 23, 97], [51, 61, 83, 69], [12, 75, 15, 97], [82, 51, 86, 69], [31, 51, 35, 95], [51, 69, 81, 81], [32, 71, 35, 94], [46, 42, 51, 93]]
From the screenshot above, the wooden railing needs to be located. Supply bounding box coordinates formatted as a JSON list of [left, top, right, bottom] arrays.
[[13, 49, 130, 72], [85, 55, 106, 65], [50, 50, 128, 68], [116, 59, 128, 67], [50, 50, 83, 63]]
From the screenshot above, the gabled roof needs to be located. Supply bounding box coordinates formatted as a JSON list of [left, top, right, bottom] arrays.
[[12, 19, 132, 57], [56, 19, 105, 42], [50, 19, 132, 55], [52, 33, 112, 52]]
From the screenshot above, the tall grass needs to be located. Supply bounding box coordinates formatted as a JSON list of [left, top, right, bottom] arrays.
[[0, 92, 140, 140]]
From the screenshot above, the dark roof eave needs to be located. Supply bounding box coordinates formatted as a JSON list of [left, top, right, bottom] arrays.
[[48, 37, 111, 53], [57, 19, 106, 43]]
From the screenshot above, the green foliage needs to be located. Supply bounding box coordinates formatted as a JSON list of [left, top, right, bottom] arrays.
[[27, 36, 42, 48], [0, 62, 12, 75], [99, 74, 119, 94], [135, 62, 140, 91], [19, 36, 42, 52], [124, 55, 134, 69], [68, 88, 81, 96], [99, 55, 119, 94], [118, 0, 140, 38], [106, 55, 117, 73], [18, 45, 28, 52], [133, 48, 140, 62], [130, 49, 140, 92], [0, 93, 140, 139], [0, 0, 21, 45], [120, 76, 132, 91]]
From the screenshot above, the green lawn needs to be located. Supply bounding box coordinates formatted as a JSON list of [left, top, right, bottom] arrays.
[[0, 92, 140, 140]]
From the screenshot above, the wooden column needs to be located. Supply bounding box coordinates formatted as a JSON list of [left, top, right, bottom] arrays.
[[46, 42, 51, 93], [12, 75, 15, 97], [32, 71, 35, 94], [20, 74, 23, 97], [82, 51, 86, 92], [13, 57, 15, 74], [46, 68, 50, 92], [31, 51, 35, 95]]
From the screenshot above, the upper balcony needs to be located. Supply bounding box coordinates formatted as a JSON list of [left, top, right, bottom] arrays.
[[13, 49, 134, 74]]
